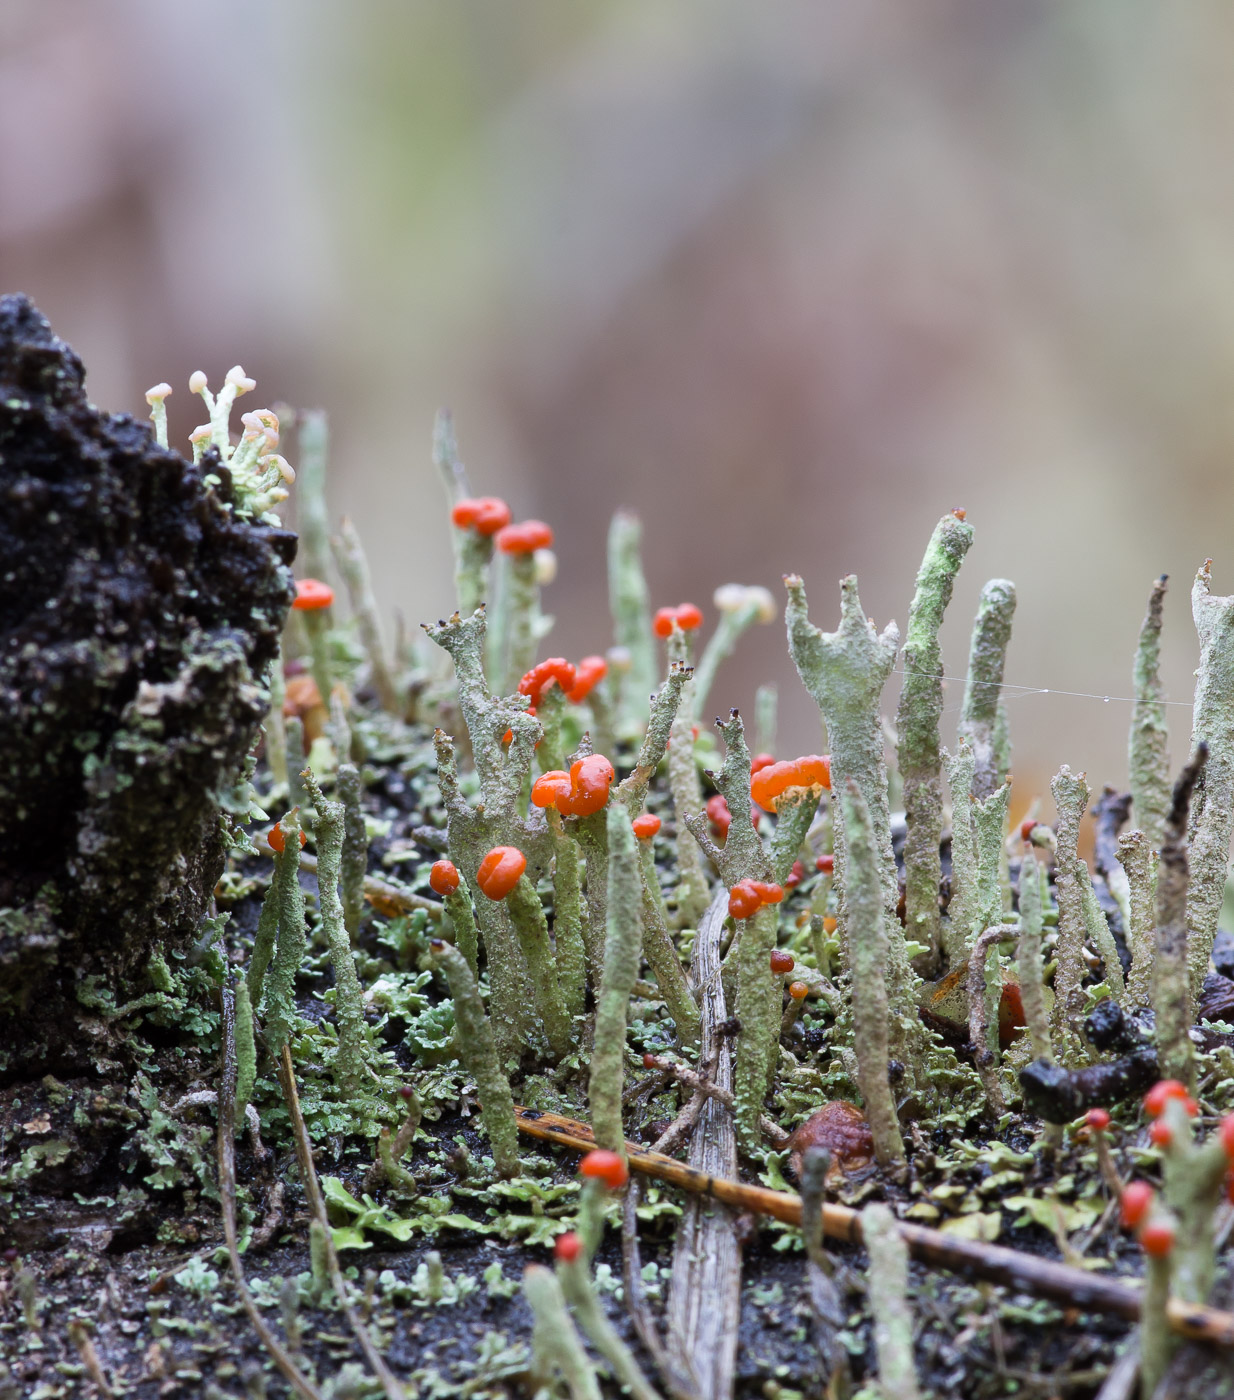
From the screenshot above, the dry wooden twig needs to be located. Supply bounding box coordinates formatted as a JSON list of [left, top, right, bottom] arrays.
[[512, 1104, 1234, 1349]]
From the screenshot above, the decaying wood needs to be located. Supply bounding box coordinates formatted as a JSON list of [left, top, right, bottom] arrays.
[[512, 1106, 1234, 1350], [667, 889, 740, 1398]]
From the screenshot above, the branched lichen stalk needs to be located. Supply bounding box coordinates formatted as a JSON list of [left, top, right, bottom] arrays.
[[784, 574, 922, 1082], [261, 809, 307, 1056], [1186, 563, 1234, 1003], [332, 516, 399, 713], [1117, 830, 1154, 1010], [1129, 576, 1170, 854], [1016, 854, 1052, 1060], [428, 939, 520, 1176], [303, 772, 368, 1093], [967, 923, 1016, 1116], [957, 579, 1016, 800], [1155, 746, 1206, 1090], [615, 660, 690, 816], [897, 512, 973, 955], [1049, 765, 1090, 1063], [506, 875, 574, 1059], [336, 762, 368, 941], [862, 1203, 921, 1400], [607, 510, 657, 733], [589, 805, 644, 1155], [841, 781, 905, 1167]]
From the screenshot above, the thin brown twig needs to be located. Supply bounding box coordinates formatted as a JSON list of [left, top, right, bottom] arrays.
[[278, 1044, 407, 1400], [512, 1104, 1234, 1349], [218, 987, 326, 1400], [642, 1054, 790, 1147]]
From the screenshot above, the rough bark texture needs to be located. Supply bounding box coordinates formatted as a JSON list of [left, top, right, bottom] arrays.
[[0, 295, 294, 1063]]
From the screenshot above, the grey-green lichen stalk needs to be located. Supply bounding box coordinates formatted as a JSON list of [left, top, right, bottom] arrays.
[[1049, 765, 1090, 1063], [957, 579, 1016, 800], [1155, 747, 1206, 1090], [1129, 575, 1170, 854], [428, 939, 520, 1177], [786, 573, 923, 1084], [1186, 562, 1234, 1004], [863, 1203, 921, 1400], [841, 780, 905, 1167], [588, 804, 644, 1155], [896, 510, 973, 957], [303, 771, 369, 1093], [607, 510, 657, 735]]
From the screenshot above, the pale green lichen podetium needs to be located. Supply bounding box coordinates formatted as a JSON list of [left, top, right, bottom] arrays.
[[1186, 563, 1234, 1004], [332, 516, 400, 714], [557, 1255, 664, 1400], [285, 717, 309, 818], [613, 660, 690, 817], [589, 805, 644, 1156], [1117, 830, 1155, 1009], [523, 1265, 602, 1400], [1129, 575, 1170, 854], [233, 975, 257, 1132], [1049, 766, 1090, 1062], [428, 939, 520, 1176], [551, 826, 588, 1021], [336, 761, 368, 941], [440, 878, 480, 981], [303, 771, 369, 1092], [1081, 864, 1125, 1003], [1156, 747, 1207, 1090], [1017, 853, 1052, 1060], [636, 834, 701, 1048], [896, 510, 974, 958], [785, 574, 923, 1081], [841, 781, 905, 1167], [260, 809, 308, 1057], [942, 742, 977, 964], [957, 579, 1016, 800], [862, 1203, 921, 1400], [434, 409, 490, 621], [665, 628, 710, 926], [501, 549, 542, 696], [263, 651, 290, 798], [505, 874, 574, 1059], [755, 681, 777, 755], [969, 783, 1011, 1074], [690, 584, 777, 722], [296, 409, 333, 585], [707, 710, 782, 1131], [607, 509, 657, 735]]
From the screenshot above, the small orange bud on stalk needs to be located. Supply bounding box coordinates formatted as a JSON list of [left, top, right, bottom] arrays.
[[293, 578, 334, 611], [579, 1149, 628, 1189], [631, 813, 661, 840], [769, 949, 795, 975], [429, 859, 460, 895], [496, 519, 554, 554], [1119, 1181, 1154, 1230], [475, 846, 527, 900], [653, 603, 703, 638], [267, 822, 307, 854], [1143, 1080, 1196, 1119], [451, 496, 511, 536], [750, 755, 831, 813], [816, 853, 834, 875], [554, 1231, 582, 1263], [1139, 1221, 1175, 1258], [566, 655, 607, 703], [785, 859, 805, 888], [789, 980, 809, 1001]]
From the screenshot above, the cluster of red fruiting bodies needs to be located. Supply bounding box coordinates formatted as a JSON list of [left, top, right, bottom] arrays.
[[1090, 1081, 1234, 1259], [450, 496, 553, 555]]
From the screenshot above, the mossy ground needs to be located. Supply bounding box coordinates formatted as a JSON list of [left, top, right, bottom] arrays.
[[3, 694, 1234, 1399]]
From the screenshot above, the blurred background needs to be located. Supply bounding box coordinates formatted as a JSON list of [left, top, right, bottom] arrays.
[[3, 0, 1232, 817]]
